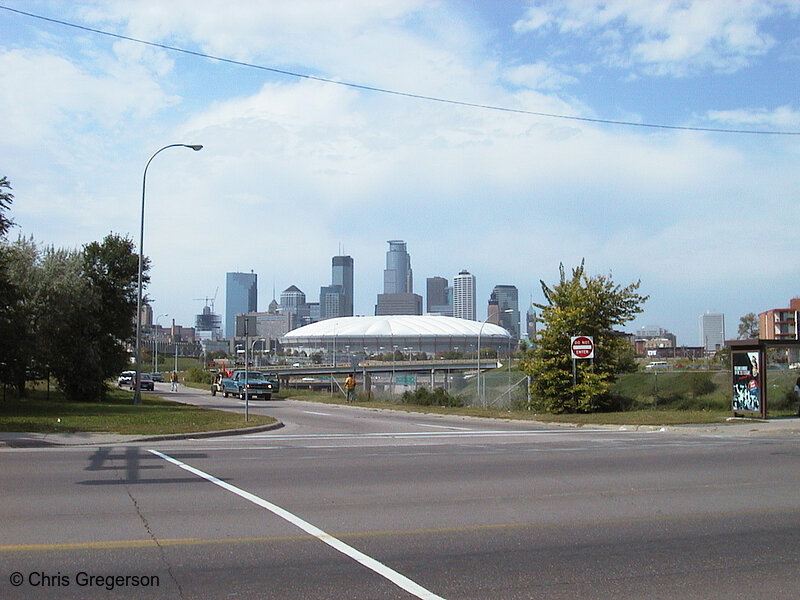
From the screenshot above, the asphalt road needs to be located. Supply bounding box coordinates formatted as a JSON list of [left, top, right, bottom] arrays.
[[2, 390, 800, 599]]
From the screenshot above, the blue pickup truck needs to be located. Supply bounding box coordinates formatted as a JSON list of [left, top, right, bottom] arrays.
[[212, 370, 277, 400]]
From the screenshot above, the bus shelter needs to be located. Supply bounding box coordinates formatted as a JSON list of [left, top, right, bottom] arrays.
[[728, 339, 800, 419]]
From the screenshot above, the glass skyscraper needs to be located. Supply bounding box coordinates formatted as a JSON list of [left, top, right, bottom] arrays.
[[375, 240, 422, 315], [225, 271, 257, 339], [490, 285, 520, 339]]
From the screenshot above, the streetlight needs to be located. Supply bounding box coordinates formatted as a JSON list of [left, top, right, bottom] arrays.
[[153, 313, 168, 375], [477, 310, 512, 408], [134, 143, 202, 405]]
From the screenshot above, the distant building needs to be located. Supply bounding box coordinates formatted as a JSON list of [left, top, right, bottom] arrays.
[[526, 305, 537, 339], [280, 285, 309, 330], [140, 303, 153, 327], [759, 298, 800, 341], [490, 285, 520, 339], [332, 255, 354, 317], [375, 241, 422, 315], [321, 255, 354, 320], [383, 240, 412, 294], [195, 305, 223, 340], [635, 325, 677, 348], [699, 311, 725, 354], [452, 270, 476, 321], [375, 293, 423, 316], [426, 276, 452, 316], [320, 285, 345, 320], [225, 272, 257, 339], [283, 315, 513, 356], [238, 311, 292, 353]]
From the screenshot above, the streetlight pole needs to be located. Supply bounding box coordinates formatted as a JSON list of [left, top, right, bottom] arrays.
[[153, 313, 168, 375], [478, 309, 512, 408], [134, 144, 202, 405]]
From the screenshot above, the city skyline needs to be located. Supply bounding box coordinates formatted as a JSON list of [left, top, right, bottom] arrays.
[[2, 2, 798, 347], [168, 242, 747, 347]]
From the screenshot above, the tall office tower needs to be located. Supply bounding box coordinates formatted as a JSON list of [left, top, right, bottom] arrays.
[[427, 276, 448, 312], [452, 270, 476, 321], [375, 240, 422, 315], [383, 240, 412, 294], [280, 285, 309, 330], [225, 271, 257, 338], [526, 305, 538, 339], [319, 284, 344, 320], [490, 285, 520, 339], [332, 255, 354, 317], [699, 310, 726, 353]]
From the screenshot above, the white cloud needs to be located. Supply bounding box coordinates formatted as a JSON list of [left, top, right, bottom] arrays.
[[707, 105, 800, 128], [513, 0, 797, 76], [503, 62, 578, 91]]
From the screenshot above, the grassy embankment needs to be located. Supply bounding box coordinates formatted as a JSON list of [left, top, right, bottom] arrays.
[[284, 368, 799, 426], [0, 385, 275, 434]]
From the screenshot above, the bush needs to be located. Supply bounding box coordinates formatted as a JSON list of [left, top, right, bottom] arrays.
[[184, 366, 213, 385], [399, 387, 464, 407]]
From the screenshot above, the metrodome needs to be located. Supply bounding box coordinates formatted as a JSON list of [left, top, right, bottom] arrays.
[[281, 315, 513, 355]]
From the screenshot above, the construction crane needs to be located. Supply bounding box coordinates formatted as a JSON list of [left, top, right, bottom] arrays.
[[193, 287, 219, 313]]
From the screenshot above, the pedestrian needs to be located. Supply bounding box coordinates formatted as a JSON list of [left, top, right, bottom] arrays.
[[344, 373, 356, 403], [794, 376, 800, 417], [171, 371, 179, 392]]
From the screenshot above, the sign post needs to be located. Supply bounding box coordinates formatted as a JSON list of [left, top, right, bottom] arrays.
[[570, 336, 594, 389]]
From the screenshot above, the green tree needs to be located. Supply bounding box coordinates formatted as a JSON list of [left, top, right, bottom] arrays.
[[0, 177, 19, 390], [1, 237, 40, 395], [0, 176, 14, 237], [524, 261, 647, 413], [2, 233, 145, 401], [737, 312, 759, 339]]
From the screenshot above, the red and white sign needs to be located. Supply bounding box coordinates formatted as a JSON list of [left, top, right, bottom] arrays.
[[570, 336, 595, 359]]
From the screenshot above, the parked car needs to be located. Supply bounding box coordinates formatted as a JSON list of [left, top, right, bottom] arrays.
[[130, 372, 155, 391], [117, 371, 135, 387], [151, 372, 164, 382]]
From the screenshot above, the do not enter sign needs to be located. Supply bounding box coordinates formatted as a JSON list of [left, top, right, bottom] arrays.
[[571, 336, 594, 359]]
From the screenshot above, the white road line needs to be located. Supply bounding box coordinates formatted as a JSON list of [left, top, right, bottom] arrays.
[[414, 423, 472, 431], [303, 410, 332, 416], [148, 449, 447, 600], [244, 429, 613, 440]]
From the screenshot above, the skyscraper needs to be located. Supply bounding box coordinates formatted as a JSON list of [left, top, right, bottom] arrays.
[[699, 310, 725, 353], [490, 285, 520, 339], [321, 255, 354, 320], [225, 271, 257, 339], [332, 255, 354, 317], [452, 270, 476, 321], [375, 240, 422, 315], [383, 240, 412, 294], [280, 285, 309, 330], [426, 276, 448, 313]]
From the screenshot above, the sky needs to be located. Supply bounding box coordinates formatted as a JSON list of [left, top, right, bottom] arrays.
[[1, 0, 798, 346]]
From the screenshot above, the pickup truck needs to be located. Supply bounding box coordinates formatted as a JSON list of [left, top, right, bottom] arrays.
[[212, 370, 276, 400]]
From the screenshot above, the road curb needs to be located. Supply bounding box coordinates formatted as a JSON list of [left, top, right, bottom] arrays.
[[126, 420, 285, 443], [0, 421, 284, 448]]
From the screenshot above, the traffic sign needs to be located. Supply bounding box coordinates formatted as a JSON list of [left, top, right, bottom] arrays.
[[570, 336, 594, 359]]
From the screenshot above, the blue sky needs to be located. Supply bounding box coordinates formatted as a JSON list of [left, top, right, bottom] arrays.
[[1, 0, 798, 345]]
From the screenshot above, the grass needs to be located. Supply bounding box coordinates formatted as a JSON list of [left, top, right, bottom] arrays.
[[0, 386, 275, 435], [277, 389, 735, 425]]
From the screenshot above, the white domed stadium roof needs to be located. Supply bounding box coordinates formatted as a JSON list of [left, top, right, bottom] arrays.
[[283, 315, 511, 340]]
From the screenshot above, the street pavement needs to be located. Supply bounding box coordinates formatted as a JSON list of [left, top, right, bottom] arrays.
[[1, 385, 799, 599]]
